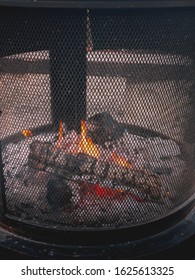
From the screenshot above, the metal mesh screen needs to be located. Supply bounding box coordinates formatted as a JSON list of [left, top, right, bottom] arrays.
[[0, 7, 195, 228]]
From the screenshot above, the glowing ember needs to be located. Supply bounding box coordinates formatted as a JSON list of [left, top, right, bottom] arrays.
[[94, 184, 124, 198], [77, 120, 100, 159], [79, 181, 144, 202], [111, 152, 132, 169], [22, 129, 32, 138]]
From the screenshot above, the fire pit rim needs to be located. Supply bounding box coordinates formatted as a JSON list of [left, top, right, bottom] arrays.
[[0, 0, 195, 9], [0, 203, 195, 259], [0, 193, 194, 246]]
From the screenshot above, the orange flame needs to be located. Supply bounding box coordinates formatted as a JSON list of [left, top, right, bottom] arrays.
[[58, 120, 63, 141], [22, 129, 32, 138], [111, 152, 132, 169], [78, 120, 100, 159], [56, 119, 63, 148]]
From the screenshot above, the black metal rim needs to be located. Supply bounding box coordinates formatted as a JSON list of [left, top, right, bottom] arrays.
[[0, 203, 195, 259], [0, 1, 195, 9], [1, 194, 194, 246]]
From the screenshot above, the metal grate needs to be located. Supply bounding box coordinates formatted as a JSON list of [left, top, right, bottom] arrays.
[[0, 7, 195, 228]]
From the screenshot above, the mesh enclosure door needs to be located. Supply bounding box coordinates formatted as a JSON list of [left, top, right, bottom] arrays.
[[0, 7, 195, 229]]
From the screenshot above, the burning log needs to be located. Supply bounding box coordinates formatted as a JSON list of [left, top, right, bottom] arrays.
[[29, 140, 52, 163], [87, 112, 124, 145], [28, 158, 46, 170], [123, 169, 134, 184], [94, 161, 108, 178], [55, 151, 68, 167], [108, 164, 126, 181], [77, 154, 96, 173], [28, 140, 163, 200]]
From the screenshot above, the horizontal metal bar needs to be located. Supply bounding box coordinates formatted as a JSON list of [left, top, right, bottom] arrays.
[[0, 58, 193, 83], [0, 1, 195, 9]]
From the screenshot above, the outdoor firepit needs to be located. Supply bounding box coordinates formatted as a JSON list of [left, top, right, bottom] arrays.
[[0, 0, 195, 259]]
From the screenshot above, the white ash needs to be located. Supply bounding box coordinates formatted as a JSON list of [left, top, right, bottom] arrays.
[[5, 168, 51, 212], [3, 141, 30, 177], [117, 132, 184, 174], [33, 132, 56, 143], [133, 153, 146, 169], [122, 131, 145, 154], [69, 180, 81, 205], [62, 130, 79, 153], [146, 138, 181, 160], [99, 146, 112, 162], [2, 132, 55, 177], [149, 157, 186, 176]]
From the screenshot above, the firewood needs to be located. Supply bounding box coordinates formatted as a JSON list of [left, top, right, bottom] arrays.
[[28, 158, 46, 170], [28, 140, 163, 200], [47, 147, 60, 165], [108, 164, 126, 181], [55, 151, 68, 167], [29, 140, 45, 159], [94, 161, 108, 178], [29, 140, 52, 164], [124, 169, 135, 183], [144, 174, 162, 200], [77, 154, 96, 173], [134, 173, 147, 186], [87, 112, 124, 145], [45, 166, 58, 174]]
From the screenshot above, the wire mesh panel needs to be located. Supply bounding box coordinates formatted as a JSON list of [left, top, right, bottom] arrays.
[[0, 7, 195, 229]]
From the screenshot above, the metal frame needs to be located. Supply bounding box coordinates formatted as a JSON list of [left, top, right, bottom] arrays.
[[2, 193, 195, 245], [0, 1, 195, 8], [0, 142, 7, 219], [0, 203, 195, 259], [49, 9, 87, 131]]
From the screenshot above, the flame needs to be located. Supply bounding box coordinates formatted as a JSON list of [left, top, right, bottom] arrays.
[[78, 120, 100, 159], [58, 120, 63, 141], [22, 129, 32, 138], [111, 152, 132, 169], [54, 119, 132, 167], [56, 119, 63, 148]]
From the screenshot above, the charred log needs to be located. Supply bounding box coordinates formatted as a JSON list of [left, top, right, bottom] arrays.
[[28, 140, 163, 200], [87, 112, 124, 145]]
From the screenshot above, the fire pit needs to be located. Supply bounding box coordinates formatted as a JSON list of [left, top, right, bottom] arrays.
[[0, 0, 195, 257]]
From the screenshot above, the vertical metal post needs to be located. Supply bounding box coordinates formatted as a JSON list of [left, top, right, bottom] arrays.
[[50, 10, 87, 132], [0, 142, 6, 219]]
